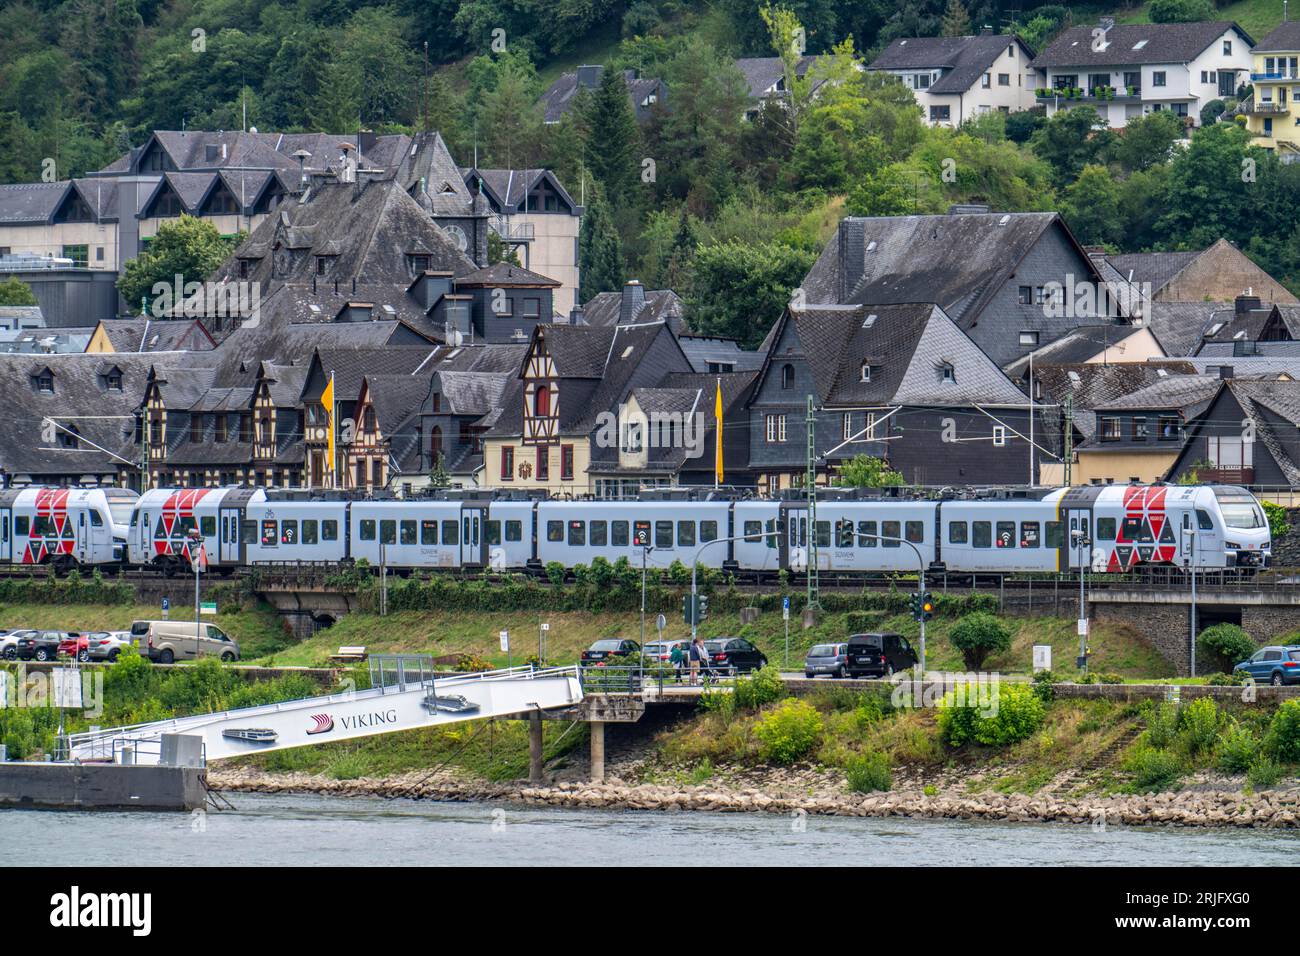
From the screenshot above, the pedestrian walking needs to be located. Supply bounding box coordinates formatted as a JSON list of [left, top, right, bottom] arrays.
[[670, 642, 686, 682], [688, 636, 704, 685]]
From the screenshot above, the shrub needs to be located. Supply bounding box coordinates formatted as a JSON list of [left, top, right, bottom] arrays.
[[845, 751, 892, 793], [1031, 669, 1056, 703], [1217, 722, 1259, 774], [733, 665, 786, 710], [1266, 699, 1300, 761], [938, 681, 1044, 747], [1177, 697, 1221, 759], [544, 562, 566, 587], [1124, 744, 1184, 791], [1197, 624, 1255, 674], [1206, 671, 1248, 686], [454, 653, 491, 673], [755, 699, 823, 764], [1094, 672, 1123, 685], [948, 612, 1012, 671], [1247, 755, 1283, 789], [1141, 701, 1180, 750]]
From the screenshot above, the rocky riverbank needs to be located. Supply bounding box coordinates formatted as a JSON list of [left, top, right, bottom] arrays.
[[207, 765, 1300, 829]]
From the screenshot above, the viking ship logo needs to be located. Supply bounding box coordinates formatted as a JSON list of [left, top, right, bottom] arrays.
[[306, 713, 335, 735]]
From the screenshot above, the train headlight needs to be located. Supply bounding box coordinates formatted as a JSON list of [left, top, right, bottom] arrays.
[[1225, 541, 1242, 550]]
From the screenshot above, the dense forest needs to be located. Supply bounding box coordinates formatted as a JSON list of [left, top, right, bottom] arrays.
[[3, 0, 1299, 344]]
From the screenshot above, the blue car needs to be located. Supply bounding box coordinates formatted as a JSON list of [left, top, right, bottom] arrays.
[[1233, 645, 1300, 686]]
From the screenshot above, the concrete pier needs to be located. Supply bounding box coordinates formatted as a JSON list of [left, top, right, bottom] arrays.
[[529, 711, 544, 784], [589, 721, 605, 783], [0, 762, 207, 811]]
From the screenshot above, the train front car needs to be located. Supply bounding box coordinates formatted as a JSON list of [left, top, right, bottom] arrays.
[[128, 487, 263, 573], [0, 486, 138, 571], [1206, 486, 1271, 569]]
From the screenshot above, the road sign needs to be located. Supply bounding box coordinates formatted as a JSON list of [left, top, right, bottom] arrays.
[[782, 596, 790, 621], [1032, 644, 1052, 672], [656, 613, 666, 636], [162, 597, 170, 620], [1077, 618, 1089, 636], [540, 622, 550, 632], [200, 602, 217, 615], [499, 630, 510, 652]]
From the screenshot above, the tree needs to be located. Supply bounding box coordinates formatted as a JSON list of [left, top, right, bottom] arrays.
[[578, 192, 624, 302], [583, 64, 641, 201], [949, 611, 1013, 671], [687, 239, 815, 347], [835, 455, 905, 487], [117, 216, 239, 315], [1061, 165, 1122, 247], [845, 164, 925, 216], [1148, 0, 1214, 23], [1110, 110, 1184, 173], [1197, 624, 1255, 673], [487, 233, 521, 266], [940, 0, 971, 37], [0, 277, 37, 306], [476, 55, 546, 169], [1029, 106, 1112, 185]]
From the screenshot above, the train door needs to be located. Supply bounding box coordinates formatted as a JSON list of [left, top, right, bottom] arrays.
[[220, 507, 241, 563], [779, 502, 808, 571], [1065, 508, 1092, 570], [460, 504, 486, 568], [0, 508, 10, 563]]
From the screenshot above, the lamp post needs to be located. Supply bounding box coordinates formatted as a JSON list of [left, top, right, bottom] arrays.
[[1072, 528, 1089, 674], [639, 544, 654, 681], [187, 529, 203, 661], [857, 531, 930, 676]]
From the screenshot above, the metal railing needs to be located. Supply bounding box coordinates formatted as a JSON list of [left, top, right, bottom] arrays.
[[577, 663, 745, 694]]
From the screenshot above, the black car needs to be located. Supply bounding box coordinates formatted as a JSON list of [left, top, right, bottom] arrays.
[[580, 639, 640, 665], [845, 632, 917, 678], [703, 637, 767, 675], [15, 630, 67, 662]]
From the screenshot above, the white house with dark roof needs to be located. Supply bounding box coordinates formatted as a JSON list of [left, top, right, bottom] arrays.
[[1030, 18, 1254, 127], [868, 31, 1037, 125]]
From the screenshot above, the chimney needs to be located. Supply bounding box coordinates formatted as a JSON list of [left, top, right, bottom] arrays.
[[1099, 16, 1115, 31], [339, 143, 358, 184], [569, 304, 585, 325], [576, 65, 604, 89], [619, 280, 646, 325], [1220, 365, 1235, 380], [979, 25, 993, 36], [1235, 293, 1262, 316], [357, 130, 378, 158], [837, 219, 866, 302]]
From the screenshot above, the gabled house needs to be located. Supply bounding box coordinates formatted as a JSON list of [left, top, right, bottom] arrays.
[[86, 317, 216, 353], [576, 281, 687, 333], [1167, 375, 1300, 489], [1243, 21, 1300, 160], [1031, 19, 1253, 127], [747, 302, 1036, 490], [1107, 239, 1296, 307], [1197, 295, 1300, 357], [868, 31, 1037, 126], [451, 263, 561, 343], [803, 210, 1134, 368], [539, 65, 666, 124]]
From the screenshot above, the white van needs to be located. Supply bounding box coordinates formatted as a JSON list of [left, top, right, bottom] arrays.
[[129, 620, 241, 664]]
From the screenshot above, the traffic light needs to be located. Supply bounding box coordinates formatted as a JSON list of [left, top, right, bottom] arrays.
[[697, 593, 709, 624], [920, 591, 934, 623], [683, 594, 694, 624]]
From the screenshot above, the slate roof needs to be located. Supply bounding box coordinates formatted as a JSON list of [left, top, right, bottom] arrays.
[[1031, 21, 1251, 69], [1201, 303, 1300, 345], [1105, 250, 1203, 295], [0, 183, 72, 225], [1216, 380, 1300, 484], [1145, 302, 1227, 357], [677, 335, 765, 374], [1030, 361, 1197, 442], [1093, 373, 1224, 412], [430, 370, 512, 416], [539, 69, 663, 123], [461, 168, 580, 215], [1255, 21, 1300, 52], [579, 289, 687, 333], [1003, 326, 1155, 380], [733, 56, 833, 97], [869, 34, 1031, 94], [455, 263, 560, 287], [95, 318, 216, 353], [308, 346, 440, 403]]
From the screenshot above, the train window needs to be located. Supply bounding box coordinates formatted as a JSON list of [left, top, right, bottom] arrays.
[[837, 520, 854, 548], [678, 521, 695, 547], [261, 520, 278, 546], [1045, 521, 1064, 548], [1096, 518, 1116, 541], [221, 517, 228, 542], [506, 520, 523, 543], [400, 520, 417, 545], [590, 521, 607, 546], [302, 520, 318, 545], [858, 520, 877, 547], [442, 520, 459, 545], [359, 519, 375, 541], [241, 520, 257, 545], [380, 520, 396, 545], [1122, 516, 1153, 543], [14, 516, 28, 537], [701, 520, 718, 543], [972, 521, 992, 548], [995, 521, 1016, 548], [744, 520, 762, 542], [152, 518, 165, 538], [906, 521, 924, 543], [1197, 509, 1214, 531], [421, 520, 437, 545], [815, 521, 831, 548], [765, 519, 778, 549], [948, 522, 967, 544], [200, 516, 215, 536], [322, 520, 338, 541], [90, 510, 104, 528], [547, 520, 563, 542], [568, 521, 586, 546], [1, 516, 6, 542], [281, 520, 298, 545], [655, 521, 673, 548], [1020, 522, 1040, 548], [612, 521, 629, 546], [485, 520, 501, 546], [881, 520, 900, 548], [174, 516, 196, 538]]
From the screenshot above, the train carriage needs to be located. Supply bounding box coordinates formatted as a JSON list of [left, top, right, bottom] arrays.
[[936, 497, 1062, 574], [0, 487, 136, 570], [535, 499, 736, 571], [241, 497, 348, 566], [348, 499, 476, 569]]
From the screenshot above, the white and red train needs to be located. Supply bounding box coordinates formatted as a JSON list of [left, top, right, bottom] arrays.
[[0, 483, 1272, 576]]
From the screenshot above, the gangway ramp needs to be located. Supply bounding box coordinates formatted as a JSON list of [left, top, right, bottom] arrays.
[[66, 660, 583, 765]]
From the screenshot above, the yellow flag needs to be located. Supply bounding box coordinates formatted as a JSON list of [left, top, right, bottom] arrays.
[[714, 377, 724, 486], [322, 371, 336, 488]]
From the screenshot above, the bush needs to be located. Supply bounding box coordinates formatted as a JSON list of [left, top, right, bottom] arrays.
[[1217, 722, 1259, 774], [1247, 755, 1283, 789], [845, 751, 892, 793], [755, 699, 823, 764], [1031, 669, 1056, 703], [1094, 672, 1123, 685], [1177, 697, 1221, 761], [733, 665, 786, 710], [1125, 745, 1184, 791], [948, 612, 1013, 671], [938, 681, 1044, 747], [1266, 699, 1300, 761], [1206, 671, 1248, 686], [1197, 624, 1255, 674], [1141, 702, 1180, 750], [544, 562, 566, 587]]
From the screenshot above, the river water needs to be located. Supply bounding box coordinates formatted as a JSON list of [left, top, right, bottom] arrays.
[[3, 793, 1298, 866]]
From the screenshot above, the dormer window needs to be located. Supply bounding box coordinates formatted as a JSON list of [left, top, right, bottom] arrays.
[[407, 254, 431, 276], [939, 363, 955, 383], [315, 255, 335, 276], [860, 362, 871, 382], [35, 371, 53, 393], [105, 369, 123, 391], [238, 258, 254, 279], [58, 425, 79, 449]]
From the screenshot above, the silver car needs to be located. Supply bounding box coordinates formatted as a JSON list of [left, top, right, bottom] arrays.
[[86, 631, 136, 662], [804, 643, 850, 679]]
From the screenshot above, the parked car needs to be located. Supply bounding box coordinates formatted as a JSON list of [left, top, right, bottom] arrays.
[[703, 637, 767, 675], [129, 620, 241, 663], [580, 639, 639, 665], [86, 631, 135, 663], [845, 632, 917, 678], [643, 638, 691, 663], [15, 630, 69, 662], [1233, 645, 1300, 686], [0, 630, 24, 661], [58, 632, 94, 662], [804, 643, 850, 679]]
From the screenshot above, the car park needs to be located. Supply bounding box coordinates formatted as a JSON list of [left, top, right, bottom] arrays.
[[845, 632, 917, 678], [804, 643, 850, 678], [1233, 645, 1300, 686], [703, 637, 767, 675], [580, 639, 639, 665], [86, 631, 135, 662]]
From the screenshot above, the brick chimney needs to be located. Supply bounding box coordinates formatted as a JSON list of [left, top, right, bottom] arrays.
[[619, 280, 646, 325]]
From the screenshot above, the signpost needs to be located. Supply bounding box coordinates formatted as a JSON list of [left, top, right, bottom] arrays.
[[783, 596, 790, 668], [538, 621, 549, 664], [161, 597, 170, 621], [500, 629, 510, 669]]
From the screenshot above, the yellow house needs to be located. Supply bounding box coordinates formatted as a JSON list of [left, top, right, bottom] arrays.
[[1243, 22, 1300, 160]]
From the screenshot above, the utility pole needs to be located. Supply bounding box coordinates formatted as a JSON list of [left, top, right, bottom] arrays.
[[1063, 392, 1074, 486], [1189, 531, 1198, 677], [1028, 348, 1035, 486], [806, 395, 819, 610]]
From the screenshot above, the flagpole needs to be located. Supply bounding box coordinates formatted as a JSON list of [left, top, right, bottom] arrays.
[[714, 376, 723, 490]]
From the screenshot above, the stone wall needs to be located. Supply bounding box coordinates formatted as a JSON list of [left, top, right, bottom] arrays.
[[1091, 601, 1192, 672]]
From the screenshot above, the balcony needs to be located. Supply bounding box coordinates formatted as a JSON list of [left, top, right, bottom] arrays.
[[1036, 86, 1140, 104], [489, 217, 534, 242], [1241, 98, 1290, 115], [1251, 70, 1300, 82], [1198, 467, 1255, 484]]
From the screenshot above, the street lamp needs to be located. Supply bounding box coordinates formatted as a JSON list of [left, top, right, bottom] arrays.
[[1072, 528, 1090, 674], [187, 529, 204, 662], [639, 544, 654, 681], [855, 530, 930, 677]]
